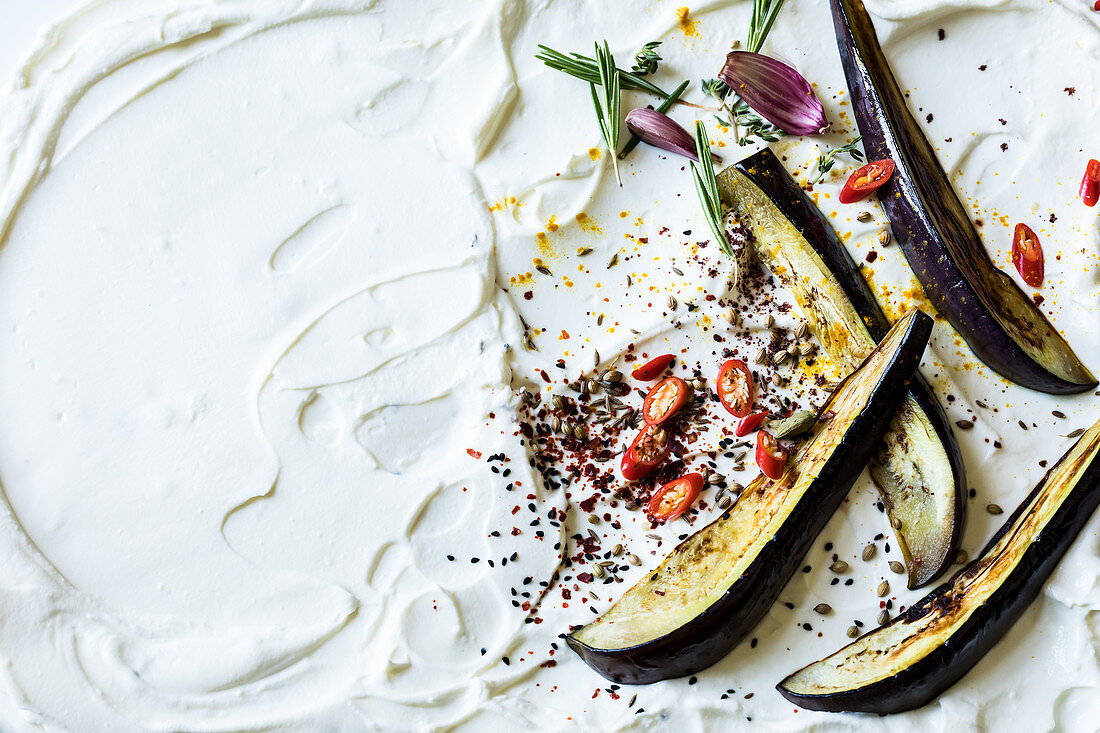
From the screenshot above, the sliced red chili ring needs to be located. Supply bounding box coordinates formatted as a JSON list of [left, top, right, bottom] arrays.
[[647, 473, 704, 522], [838, 159, 895, 204], [1011, 223, 1043, 288], [621, 424, 672, 481], [642, 377, 691, 425], [717, 359, 754, 418], [736, 410, 769, 437], [632, 353, 675, 381], [1080, 158, 1100, 207], [755, 430, 788, 480]]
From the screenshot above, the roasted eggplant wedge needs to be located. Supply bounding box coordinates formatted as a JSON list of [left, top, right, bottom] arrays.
[[718, 148, 964, 589], [567, 310, 933, 684], [831, 0, 1096, 394], [778, 417, 1100, 714]]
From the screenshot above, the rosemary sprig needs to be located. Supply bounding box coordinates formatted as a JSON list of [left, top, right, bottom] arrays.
[[747, 0, 786, 54], [809, 136, 865, 184], [536, 44, 671, 98], [619, 79, 690, 159], [631, 41, 662, 76], [590, 42, 623, 186], [690, 121, 730, 256]]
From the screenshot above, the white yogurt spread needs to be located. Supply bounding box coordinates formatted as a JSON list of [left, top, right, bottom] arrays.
[[0, 0, 1096, 731]]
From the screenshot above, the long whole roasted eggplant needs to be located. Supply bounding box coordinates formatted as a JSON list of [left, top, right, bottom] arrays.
[[778, 416, 1100, 714], [567, 309, 933, 684], [718, 149, 964, 589], [831, 0, 1096, 394]]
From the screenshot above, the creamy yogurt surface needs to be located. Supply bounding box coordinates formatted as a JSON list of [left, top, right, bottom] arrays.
[[0, 0, 1097, 731]]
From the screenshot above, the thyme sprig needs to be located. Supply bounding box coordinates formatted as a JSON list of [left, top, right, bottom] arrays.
[[810, 136, 865, 184], [631, 41, 662, 76], [690, 121, 730, 257], [590, 42, 623, 186]]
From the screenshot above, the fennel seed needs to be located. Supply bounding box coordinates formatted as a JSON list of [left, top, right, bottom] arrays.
[[606, 253, 618, 268], [1066, 428, 1085, 439], [857, 211, 873, 223], [577, 247, 593, 256], [878, 230, 892, 246], [612, 544, 623, 556]]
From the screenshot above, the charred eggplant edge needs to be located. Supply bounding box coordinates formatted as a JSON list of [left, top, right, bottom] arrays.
[[719, 148, 965, 589], [777, 418, 1100, 714], [565, 310, 933, 684], [830, 0, 1095, 394]]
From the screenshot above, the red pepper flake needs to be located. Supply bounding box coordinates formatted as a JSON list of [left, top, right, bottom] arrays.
[[577, 572, 593, 583], [466, 448, 482, 459], [511, 527, 522, 535]]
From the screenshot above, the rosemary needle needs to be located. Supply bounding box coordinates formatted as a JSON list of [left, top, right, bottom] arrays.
[[535, 44, 670, 98], [590, 41, 622, 186], [690, 121, 729, 257]]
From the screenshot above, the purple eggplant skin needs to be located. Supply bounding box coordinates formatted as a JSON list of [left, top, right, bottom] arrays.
[[831, 0, 1096, 394], [566, 311, 933, 685], [727, 148, 965, 588], [777, 422, 1100, 714]]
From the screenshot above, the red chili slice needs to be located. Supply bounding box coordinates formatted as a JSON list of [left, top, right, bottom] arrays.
[[647, 473, 704, 522], [838, 159, 896, 204], [632, 353, 675, 381], [642, 377, 691, 425], [621, 424, 672, 481], [1080, 158, 1100, 207], [1011, 223, 1043, 288], [736, 410, 769, 437], [717, 359, 754, 418], [755, 430, 788, 480]]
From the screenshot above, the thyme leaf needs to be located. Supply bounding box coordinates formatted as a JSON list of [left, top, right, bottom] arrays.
[[810, 136, 865, 184], [631, 41, 662, 76]]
